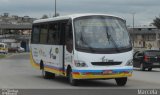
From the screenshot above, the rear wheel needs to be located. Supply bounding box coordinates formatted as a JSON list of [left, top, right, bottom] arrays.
[[40, 61, 55, 79], [140, 63, 145, 71], [68, 69, 78, 86], [42, 69, 55, 79], [115, 77, 127, 86]]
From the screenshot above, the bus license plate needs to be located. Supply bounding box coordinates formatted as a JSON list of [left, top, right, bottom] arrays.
[[103, 70, 113, 74]]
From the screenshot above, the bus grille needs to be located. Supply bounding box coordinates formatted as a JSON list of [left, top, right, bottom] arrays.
[[91, 62, 122, 66]]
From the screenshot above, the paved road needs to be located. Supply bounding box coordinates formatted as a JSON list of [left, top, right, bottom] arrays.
[[0, 53, 160, 89], [132, 68, 160, 85]]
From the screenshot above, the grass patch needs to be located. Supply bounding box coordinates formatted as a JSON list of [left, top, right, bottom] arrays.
[[0, 54, 7, 59]]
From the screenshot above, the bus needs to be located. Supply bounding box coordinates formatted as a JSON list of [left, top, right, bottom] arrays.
[[30, 14, 133, 86], [0, 43, 8, 54]]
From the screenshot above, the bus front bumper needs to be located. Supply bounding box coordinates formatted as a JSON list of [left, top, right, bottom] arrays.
[[72, 69, 133, 79]]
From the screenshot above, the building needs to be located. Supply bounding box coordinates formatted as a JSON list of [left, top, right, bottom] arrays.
[[0, 13, 35, 52], [128, 25, 160, 50]]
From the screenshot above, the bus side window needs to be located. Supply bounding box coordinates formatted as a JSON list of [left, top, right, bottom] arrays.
[[40, 24, 48, 44], [48, 23, 60, 45], [32, 25, 40, 43]]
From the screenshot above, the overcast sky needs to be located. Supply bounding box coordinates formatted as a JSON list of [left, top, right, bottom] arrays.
[[0, 0, 160, 26]]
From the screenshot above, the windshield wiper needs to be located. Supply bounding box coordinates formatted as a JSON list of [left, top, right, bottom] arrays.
[[106, 28, 120, 52], [106, 29, 110, 44]]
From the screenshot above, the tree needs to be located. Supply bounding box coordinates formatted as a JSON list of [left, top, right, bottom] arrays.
[[41, 14, 48, 19], [153, 16, 160, 29]]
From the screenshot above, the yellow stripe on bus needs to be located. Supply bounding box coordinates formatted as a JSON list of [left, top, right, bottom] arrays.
[[73, 73, 132, 79], [30, 51, 66, 76]]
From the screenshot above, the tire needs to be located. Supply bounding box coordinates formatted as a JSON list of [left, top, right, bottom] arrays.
[[115, 77, 127, 86], [42, 69, 55, 79], [40, 61, 55, 79], [68, 69, 78, 86], [148, 68, 152, 71], [140, 63, 145, 71]]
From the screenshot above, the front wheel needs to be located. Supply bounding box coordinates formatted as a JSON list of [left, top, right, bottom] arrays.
[[115, 77, 127, 86], [68, 69, 78, 86]]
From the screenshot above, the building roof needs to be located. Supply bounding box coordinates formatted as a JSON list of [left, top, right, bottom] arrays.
[[128, 25, 157, 29]]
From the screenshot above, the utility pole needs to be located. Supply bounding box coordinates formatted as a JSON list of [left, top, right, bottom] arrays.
[[55, 0, 57, 17], [132, 13, 135, 47], [132, 13, 135, 32]]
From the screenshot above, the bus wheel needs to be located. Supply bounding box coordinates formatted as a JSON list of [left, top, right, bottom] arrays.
[[115, 77, 127, 86], [40, 61, 55, 79], [68, 69, 78, 86], [42, 70, 55, 79]]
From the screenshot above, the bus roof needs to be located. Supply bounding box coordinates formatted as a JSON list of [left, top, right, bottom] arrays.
[[33, 13, 125, 24]]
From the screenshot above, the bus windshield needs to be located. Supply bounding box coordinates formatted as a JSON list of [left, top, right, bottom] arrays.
[[74, 16, 132, 53]]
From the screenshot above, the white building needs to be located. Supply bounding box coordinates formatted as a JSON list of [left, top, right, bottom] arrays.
[[129, 25, 160, 50]]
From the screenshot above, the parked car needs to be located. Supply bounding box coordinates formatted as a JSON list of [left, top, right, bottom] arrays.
[[8, 47, 25, 53], [133, 50, 160, 71], [18, 47, 25, 52]]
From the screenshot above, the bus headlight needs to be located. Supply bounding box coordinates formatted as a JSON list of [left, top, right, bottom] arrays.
[[74, 60, 88, 67], [125, 59, 133, 66]]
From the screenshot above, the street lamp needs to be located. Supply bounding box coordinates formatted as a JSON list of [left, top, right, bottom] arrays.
[[132, 13, 135, 47], [55, 0, 57, 17], [132, 13, 135, 32]]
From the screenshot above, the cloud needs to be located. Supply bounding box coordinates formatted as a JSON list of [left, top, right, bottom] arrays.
[[0, 0, 159, 25], [1, 0, 10, 3]]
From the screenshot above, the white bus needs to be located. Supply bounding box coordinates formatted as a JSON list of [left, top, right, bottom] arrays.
[[30, 14, 133, 86]]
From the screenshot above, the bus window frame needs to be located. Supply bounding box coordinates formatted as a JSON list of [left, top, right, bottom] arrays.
[[73, 16, 132, 54], [31, 19, 72, 46]]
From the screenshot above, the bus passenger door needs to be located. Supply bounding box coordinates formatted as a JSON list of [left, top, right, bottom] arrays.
[[61, 21, 73, 75]]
